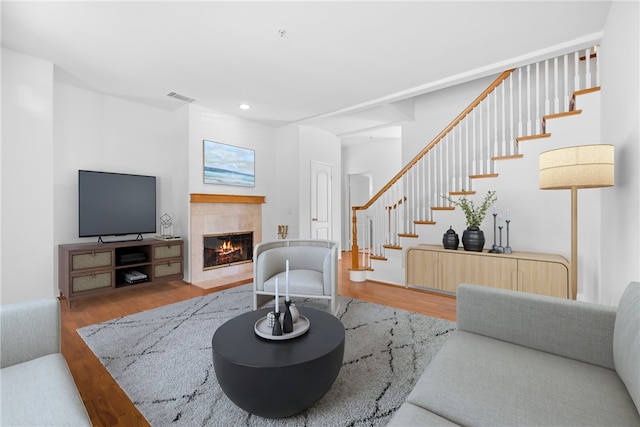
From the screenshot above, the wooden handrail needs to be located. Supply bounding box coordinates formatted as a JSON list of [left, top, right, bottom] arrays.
[[350, 69, 515, 270]]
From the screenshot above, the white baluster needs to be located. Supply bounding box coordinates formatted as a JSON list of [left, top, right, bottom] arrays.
[[424, 156, 428, 220], [585, 47, 592, 89], [501, 82, 506, 156], [442, 139, 447, 199], [450, 129, 456, 191], [545, 59, 550, 116], [595, 45, 600, 87], [486, 93, 491, 173], [510, 73, 516, 154], [443, 135, 449, 197], [464, 118, 469, 189], [554, 56, 559, 114], [472, 107, 477, 176], [518, 67, 523, 136], [574, 51, 580, 93], [535, 62, 541, 134], [458, 124, 463, 189], [526, 64, 532, 135], [563, 54, 569, 112], [480, 98, 485, 175], [493, 90, 499, 158]]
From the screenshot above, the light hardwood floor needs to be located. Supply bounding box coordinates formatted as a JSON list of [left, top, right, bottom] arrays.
[[61, 252, 456, 426]]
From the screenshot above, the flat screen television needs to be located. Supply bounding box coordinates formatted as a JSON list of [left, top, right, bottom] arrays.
[[79, 170, 157, 239]]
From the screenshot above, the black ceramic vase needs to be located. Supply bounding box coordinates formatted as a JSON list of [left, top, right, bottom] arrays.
[[283, 300, 293, 333], [272, 311, 282, 336], [442, 226, 459, 250], [462, 227, 485, 252]]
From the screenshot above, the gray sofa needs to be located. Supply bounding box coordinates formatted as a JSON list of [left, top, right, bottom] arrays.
[[388, 282, 640, 426], [0, 298, 91, 426]]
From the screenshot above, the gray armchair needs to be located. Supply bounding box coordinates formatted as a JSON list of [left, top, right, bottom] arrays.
[[253, 239, 339, 315]]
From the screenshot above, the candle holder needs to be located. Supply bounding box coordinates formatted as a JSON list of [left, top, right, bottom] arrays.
[[497, 225, 504, 253], [278, 225, 288, 240], [489, 213, 499, 253], [272, 311, 282, 336], [283, 300, 293, 333], [504, 219, 512, 254]]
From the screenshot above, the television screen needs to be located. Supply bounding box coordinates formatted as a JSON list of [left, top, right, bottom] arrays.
[[79, 170, 157, 238]]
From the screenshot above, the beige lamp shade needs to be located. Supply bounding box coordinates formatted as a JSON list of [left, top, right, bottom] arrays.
[[539, 144, 614, 190]]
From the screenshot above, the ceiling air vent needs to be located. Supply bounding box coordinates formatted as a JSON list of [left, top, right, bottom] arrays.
[[166, 92, 197, 103]]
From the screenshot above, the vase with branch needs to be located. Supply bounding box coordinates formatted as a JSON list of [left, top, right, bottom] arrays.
[[443, 190, 497, 251]]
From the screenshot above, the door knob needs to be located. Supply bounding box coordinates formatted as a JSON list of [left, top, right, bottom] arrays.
[[312, 218, 318, 221]]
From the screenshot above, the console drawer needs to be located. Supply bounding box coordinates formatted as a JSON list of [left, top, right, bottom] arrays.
[[72, 250, 113, 271], [154, 261, 182, 279], [154, 244, 182, 260], [72, 271, 113, 292]]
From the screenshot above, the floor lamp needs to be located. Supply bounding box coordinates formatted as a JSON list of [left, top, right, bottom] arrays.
[[539, 144, 615, 300]]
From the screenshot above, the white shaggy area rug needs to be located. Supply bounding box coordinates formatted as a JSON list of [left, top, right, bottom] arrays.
[[78, 284, 455, 426]]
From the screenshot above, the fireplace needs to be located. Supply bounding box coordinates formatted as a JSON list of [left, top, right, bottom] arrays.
[[204, 232, 253, 270]]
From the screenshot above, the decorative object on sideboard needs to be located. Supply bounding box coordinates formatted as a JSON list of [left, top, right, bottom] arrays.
[[504, 211, 512, 254], [278, 224, 288, 240], [539, 144, 614, 300], [489, 208, 512, 254], [489, 207, 499, 253], [462, 227, 485, 252], [443, 190, 497, 252], [442, 226, 459, 250], [156, 213, 181, 241]]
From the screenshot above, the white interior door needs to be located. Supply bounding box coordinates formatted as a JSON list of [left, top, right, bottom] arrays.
[[349, 174, 371, 248], [311, 161, 331, 240]]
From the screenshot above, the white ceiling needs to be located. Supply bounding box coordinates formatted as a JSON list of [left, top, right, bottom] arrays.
[[1, 1, 611, 144]]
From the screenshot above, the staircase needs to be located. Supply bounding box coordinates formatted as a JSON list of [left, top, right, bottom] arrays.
[[350, 46, 602, 295]]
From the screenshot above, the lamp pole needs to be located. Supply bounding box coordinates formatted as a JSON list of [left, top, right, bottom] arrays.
[[570, 186, 578, 300]]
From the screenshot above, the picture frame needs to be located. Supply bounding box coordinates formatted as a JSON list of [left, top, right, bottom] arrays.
[[203, 140, 255, 187]]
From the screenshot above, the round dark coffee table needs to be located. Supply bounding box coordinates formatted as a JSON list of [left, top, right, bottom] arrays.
[[212, 306, 345, 418]]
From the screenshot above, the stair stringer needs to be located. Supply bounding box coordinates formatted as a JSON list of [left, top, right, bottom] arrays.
[[367, 90, 602, 298]]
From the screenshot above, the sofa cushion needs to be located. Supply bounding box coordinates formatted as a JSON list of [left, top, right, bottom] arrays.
[[264, 270, 325, 296], [614, 282, 640, 411], [388, 402, 458, 426], [405, 331, 640, 426], [0, 353, 91, 426]]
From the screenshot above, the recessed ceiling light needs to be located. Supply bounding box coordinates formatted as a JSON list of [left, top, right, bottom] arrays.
[[239, 103, 251, 110]]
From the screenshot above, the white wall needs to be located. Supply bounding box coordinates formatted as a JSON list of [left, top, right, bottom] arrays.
[[1, 48, 54, 304], [52, 82, 180, 281], [275, 124, 300, 239], [600, 0, 640, 305]]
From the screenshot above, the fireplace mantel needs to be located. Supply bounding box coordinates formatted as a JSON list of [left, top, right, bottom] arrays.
[[190, 194, 265, 204]]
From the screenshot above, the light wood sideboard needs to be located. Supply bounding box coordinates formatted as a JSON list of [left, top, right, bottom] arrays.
[[406, 244, 570, 299]]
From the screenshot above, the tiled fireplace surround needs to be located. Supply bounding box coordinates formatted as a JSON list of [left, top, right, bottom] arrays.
[[190, 194, 264, 288]]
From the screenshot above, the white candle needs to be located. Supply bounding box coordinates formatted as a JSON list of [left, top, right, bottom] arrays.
[[506, 209, 511, 221], [285, 259, 290, 300], [275, 277, 279, 313], [493, 205, 497, 215]]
